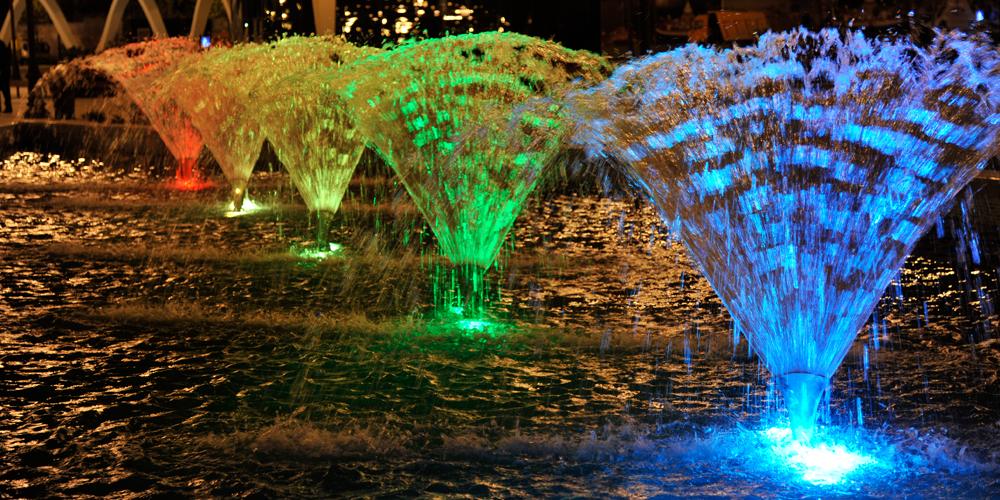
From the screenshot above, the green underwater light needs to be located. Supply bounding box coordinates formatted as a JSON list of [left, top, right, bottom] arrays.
[[457, 319, 489, 330], [443, 317, 509, 339], [292, 242, 344, 260], [420, 303, 510, 339]]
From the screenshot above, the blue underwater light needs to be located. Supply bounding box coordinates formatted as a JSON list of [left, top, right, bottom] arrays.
[[763, 427, 876, 485]]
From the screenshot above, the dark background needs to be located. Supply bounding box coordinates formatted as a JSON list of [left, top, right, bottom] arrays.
[[5, 0, 999, 57]]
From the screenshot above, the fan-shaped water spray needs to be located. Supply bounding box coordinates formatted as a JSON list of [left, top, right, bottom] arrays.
[[159, 40, 294, 210], [572, 29, 1000, 436], [335, 32, 610, 271], [88, 38, 205, 185], [254, 37, 383, 246]]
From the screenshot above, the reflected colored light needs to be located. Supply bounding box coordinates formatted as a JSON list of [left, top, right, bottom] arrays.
[[200, 36, 211, 48], [225, 198, 263, 217], [292, 242, 344, 259], [763, 427, 876, 485], [168, 178, 214, 191]]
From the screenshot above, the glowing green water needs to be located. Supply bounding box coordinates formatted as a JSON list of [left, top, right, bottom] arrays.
[[336, 32, 610, 269], [255, 37, 382, 229]]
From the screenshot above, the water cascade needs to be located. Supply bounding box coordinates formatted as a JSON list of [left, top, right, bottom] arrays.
[[254, 37, 383, 246], [334, 32, 609, 310], [572, 29, 1000, 436], [161, 41, 281, 210], [88, 38, 205, 185]]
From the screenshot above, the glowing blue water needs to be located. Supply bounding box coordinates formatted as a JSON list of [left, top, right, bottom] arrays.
[[762, 427, 877, 484], [571, 29, 1000, 432]]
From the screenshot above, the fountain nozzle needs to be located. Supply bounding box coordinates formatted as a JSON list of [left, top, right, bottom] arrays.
[[232, 179, 249, 212], [777, 372, 828, 440], [177, 157, 197, 182]]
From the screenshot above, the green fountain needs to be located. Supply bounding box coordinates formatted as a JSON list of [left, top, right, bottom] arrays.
[[88, 38, 205, 186], [254, 36, 383, 247], [334, 32, 609, 310]]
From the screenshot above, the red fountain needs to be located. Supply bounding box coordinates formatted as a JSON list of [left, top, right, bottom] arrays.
[[89, 38, 207, 189], [158, 40, 290, 211]]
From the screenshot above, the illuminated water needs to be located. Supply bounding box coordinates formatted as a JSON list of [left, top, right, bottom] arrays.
[[1, 153, 998, 498], [572, 29, 1000, 433], [87, 39, 205, 184], [253, 37, 382, 244], [337, 32, 610, 270], [157, 38, 312, 210]]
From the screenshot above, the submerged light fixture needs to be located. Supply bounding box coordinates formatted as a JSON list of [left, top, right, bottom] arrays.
[[763, 427, 876, 485]]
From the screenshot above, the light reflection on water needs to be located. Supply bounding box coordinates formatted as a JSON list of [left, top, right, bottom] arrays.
[[0, 155, 998, 498]]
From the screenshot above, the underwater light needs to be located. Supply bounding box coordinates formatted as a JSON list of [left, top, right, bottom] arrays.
[[292, 242, 344, 260], [457, 319, 489, 330], [763, 427, 875, 485], [450, 317, 508, 338], [225, 198, 262, 217], [423, 304, 509, 336]]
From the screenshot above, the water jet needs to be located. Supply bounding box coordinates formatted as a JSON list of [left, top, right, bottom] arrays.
[[334, 32, 610, 272], [158, 40, 286, 210], [88, 38, 205, 185], [2, 31, 999, 497], [254, 36, 383, 245], [572, 29, 1000, 436]]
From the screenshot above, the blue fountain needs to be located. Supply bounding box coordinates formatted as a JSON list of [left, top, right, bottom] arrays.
[[572, 29, 1000, 437]]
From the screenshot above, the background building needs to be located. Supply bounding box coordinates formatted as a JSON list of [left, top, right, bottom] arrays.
[[0, 0, 994, 60]]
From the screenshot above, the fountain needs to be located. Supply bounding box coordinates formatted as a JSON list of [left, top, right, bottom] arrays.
[[571, 29, 1000, 437], [253, 37, 382, 246], [88, 38, 205, 186], [331, 32, 609, 311], [4, 29, 1000, 495], [159, 39, 313, 211]]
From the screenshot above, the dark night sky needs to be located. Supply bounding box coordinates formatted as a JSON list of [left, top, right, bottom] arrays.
[[13, 0, 998, 54]]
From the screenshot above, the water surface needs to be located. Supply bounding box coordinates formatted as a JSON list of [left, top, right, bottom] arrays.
[[1, 153, 998, 499]]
